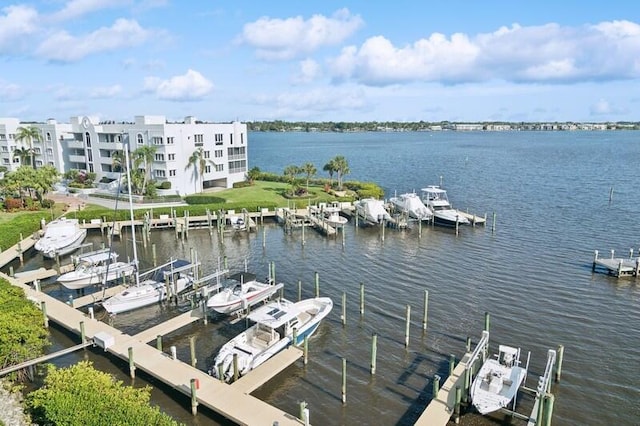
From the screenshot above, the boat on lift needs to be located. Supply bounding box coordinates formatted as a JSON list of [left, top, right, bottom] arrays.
[[207, 272, 282, 314], [58, 248, 135, 290], [389, 192, 433, 221], [354, 198, 391, 225], [35, 217, 87, 258]]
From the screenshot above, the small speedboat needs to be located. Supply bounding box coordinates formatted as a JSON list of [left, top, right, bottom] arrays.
[[389, 192, 432, 221], [207, 272, 280, 314], [354, 198, 391, 225], [210, 297, 333, 382], [58, 249, 135, 290], [35, 217, 87, 258], [470, 345, 527, 415], [420, 186, 469, 226]]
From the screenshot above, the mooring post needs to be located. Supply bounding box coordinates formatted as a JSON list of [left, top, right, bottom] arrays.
[[88, 306, 94, 320], [202, 299, 208, 325], [292, 328, 298, 346], [466, 336, 471, 352], [592, 250, 599, 271], [170, 345, 177, 360], [41, 301, 48, 328], [449, 354, 455, 376], [303, 335, 308, 365], [156, 335, 163, 351], [299, 401, 308, 424], [418, 218, 422, 238], [341, 358, 347, 404], [455, 216, 459, 236], [484, 312, 490, 333], [422, 290, 428, 331], [80, 321, 86, 344], [360, 282, 365, 316], [543, 393, 555, 426], [405, 304, 411, 348], [298, 280, 302, 301], [454, 386, 462, 423], [271, 261, 276, 283], [8, 265, 14, 277], [217, 364, 224, 382], [128, 347, 135, 378], [190, 378, 198, 415], [233, 353, 239, 382], [463, 367, 470, 404], [341, 292, 346, 326], [555, 344, 564, 382], [492, 212, 497, 233], [190, 336, 197, 367], [381, 218, 385, 242], [314, 271, 319, 297], [152, 243, 157, 266], [433, 374, 441, 397], [371, 333, 377, 375]]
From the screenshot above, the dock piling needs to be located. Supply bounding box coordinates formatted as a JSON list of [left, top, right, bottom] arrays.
[[449, 354, 455, 376], [88, 306, 94, 320], [303, 335, 308, 365], [156, 335, 163, 351], [41, 301, 48, 328], [80, 321, 86, 344], [454, 386, 462, 424], [233, 353, 239, 382], [190, 378, 198, 415], [492, 212, 496, 233], [170, 345, 177, 360], [341, 292, 346, 326], [314, 271, 319, 297], [298, 280, 302, 301], [555, 345, 564, 382], [128, 347, 135, 378], [432, 374, 441, 397], [371, 333, 377, 375], [422, 290, 428, 331], [341, 358, 347, 404], [405, 305, 411, 348], [360, 282, 365, 316], [190, 336, 197, 367]]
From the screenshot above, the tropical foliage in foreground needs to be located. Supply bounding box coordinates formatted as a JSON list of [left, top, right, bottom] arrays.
[[0, 278, 49, 381], [26, 361, 183, 426]]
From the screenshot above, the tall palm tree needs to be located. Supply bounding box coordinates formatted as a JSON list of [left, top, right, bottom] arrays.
[[111, 150, 125, 172], [13, 147, 33, 167], [185, 147, 215, 193], [132, 145, 157, 195], [300, 162, 317, 193], [333, 155, 350, 190], [15, 126, 42, 169], [323, 159, 336, 187], [283, 164, 301, 196]]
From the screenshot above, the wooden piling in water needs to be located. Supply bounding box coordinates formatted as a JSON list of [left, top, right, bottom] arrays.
[[80, 321, 86, 344], [433, 374, 440, 397], [41, 301, 48, 328], [314, 271, 319, 297], [360, 282, 365, 316], [454, 386, 462, 424], [128, 347, 135, 378], [190, 378, 198, 415], [405, 305, 411, 348], [422, 290, 428, 331], [341, 292, 346, 326], [449, 354, 455, 376], [233, 353, 239, 382], [492, 212, 496, 233], [341, 358, 347, 404], [190, 336, 197, 367], [156, 335, 163, 351], [555, 345, 564, 382], [371, 333, 377, 375], [303, 335, 308, 365]]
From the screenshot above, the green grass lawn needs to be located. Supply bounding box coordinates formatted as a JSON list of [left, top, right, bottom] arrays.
[[212, 181, 343, 205]]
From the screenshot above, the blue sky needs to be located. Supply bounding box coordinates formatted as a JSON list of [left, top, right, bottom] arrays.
[[1, 1, 639, 123]]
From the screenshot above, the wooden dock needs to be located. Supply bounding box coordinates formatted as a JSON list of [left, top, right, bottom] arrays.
[[592, 249, 640, 277], [3, 273, 305, 425]]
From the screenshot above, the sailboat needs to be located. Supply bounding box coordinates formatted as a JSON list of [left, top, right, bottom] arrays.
[[101, 147, 196, 315], [58, 248, 135, 290]]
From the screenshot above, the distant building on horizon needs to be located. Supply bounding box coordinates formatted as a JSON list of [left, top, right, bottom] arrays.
[[0, 115, 248, 196]]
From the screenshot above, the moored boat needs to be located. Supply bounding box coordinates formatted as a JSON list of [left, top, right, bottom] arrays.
[[470, 345, 527, 415], [207, 272, 281, 314], [354, 198, 391, 225], [58, 249, 135, 290], [389, 192, 433, 221], [210, 296, 333, 382], [420, 185, 469, 226], [35, 217, 87, 258]]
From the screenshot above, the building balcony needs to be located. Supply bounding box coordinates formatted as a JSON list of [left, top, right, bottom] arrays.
[[66, 140, 85, 149], [69, 154, 87, 163]]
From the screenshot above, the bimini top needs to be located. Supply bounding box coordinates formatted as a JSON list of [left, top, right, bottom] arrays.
[[247, 299, 297, 328]]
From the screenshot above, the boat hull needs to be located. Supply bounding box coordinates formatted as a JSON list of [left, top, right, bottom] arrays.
[[471, 359, 527, 415], [207, 282, 278, 314], [58, 262, 136, 290]]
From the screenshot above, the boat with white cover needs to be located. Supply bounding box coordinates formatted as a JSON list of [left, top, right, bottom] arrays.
[[35, 217, 87, 258], [354, 198, 391, 225], [470, 345, 527, 415], [207, 272, 281, 314], [58, 249, 135, 290], [210, 296, 333, 382], [389, 192, 433, 221], [420, 185, 469, 226]]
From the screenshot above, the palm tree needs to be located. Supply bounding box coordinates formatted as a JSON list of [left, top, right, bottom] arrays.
[[13, 147, 33, 167], [185, 147, 215, 193], [323, 159, 337, 187], [15, 126, 42, 169], [111, 150, 125, 173], [300, 162, 317, 193], [132, 145, 157, 196], [245, 166, 261, 185], [283, 164, 301, 196], [333, 155, 350, 190]]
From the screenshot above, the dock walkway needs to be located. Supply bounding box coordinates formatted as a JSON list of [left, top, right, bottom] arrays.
[[592, 249, 640, 277], [4, 274, 304, 425]]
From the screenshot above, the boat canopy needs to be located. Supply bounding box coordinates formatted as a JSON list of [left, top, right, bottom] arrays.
[[75, 250, 117, 265], [247, 302, 297, 328]]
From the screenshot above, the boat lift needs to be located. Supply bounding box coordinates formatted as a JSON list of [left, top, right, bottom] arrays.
[[228, 282, 284, 324]]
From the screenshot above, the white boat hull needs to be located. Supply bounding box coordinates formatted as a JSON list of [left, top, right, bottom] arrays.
[[58, 262, 136, 290], [102, 274, 193, 314], [207, 281, 278, 314], [471, 355, 527, 414], [35, 218, 87, 258]]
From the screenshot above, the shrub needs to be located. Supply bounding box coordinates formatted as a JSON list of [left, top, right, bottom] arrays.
[[40, 199, 55, 209], [233, 181, 252, 188], [157, 181, 171, 189], [184, 195, 225, 205], [4, 198, 23, 211]]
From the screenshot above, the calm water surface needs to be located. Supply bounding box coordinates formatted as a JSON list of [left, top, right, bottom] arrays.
[[18, 131, 640, 425]]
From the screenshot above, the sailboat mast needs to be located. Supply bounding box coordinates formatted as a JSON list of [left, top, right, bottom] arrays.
[[124, 146, 140, 286]]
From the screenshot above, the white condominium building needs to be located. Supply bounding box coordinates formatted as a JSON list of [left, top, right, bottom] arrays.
[[0, 115, 248, 196]]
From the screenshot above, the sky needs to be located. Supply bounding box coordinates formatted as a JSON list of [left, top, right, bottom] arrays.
[[1, 1, 639, 123]]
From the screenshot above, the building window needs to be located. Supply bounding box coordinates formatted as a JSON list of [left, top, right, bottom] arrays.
[[154, 153, 165, 161], [230, 133, 233, 145], [228, 160, 246, 174], [1, 146, 7, 152], [205, 165, 211, 173], [168, 153, 175, 161], [194, 134, 204, 143], [169, 169, 176, 176], [85, 132, 91, 147], [12, 157, 19, 163], [3, 158, 9, 164], [137, 133, 144, 144], [36, 160, 43, 166], [241, 133, 244, 144], [153, 137, 163, 145], [34, 148, 42, 154], [155, 170, 166, 178], [214, 149, 223, 158], [204, 150, 210, 159], [167, 137, 174, 144], [215, 163, 223, 172], [0, 134, 5, 140], [46, 132, 52, 141], [214, 133, 223, 145]]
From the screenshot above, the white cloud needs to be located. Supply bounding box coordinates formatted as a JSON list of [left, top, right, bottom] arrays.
[[89, 84, 122, 98], [50, 0, 129, 22], [590, 98, 628, 116], [36, 18, 156, 62], [328, 20, 640, 86], [0, 81, 24, 101], [292, 59, 321, 84], [145, 70, 214, 101], [241, 8, 363, 60], [0, 5, 38, 53]]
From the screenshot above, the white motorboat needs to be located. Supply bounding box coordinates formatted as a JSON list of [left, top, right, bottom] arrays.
[[210, 296, 333, 382], [102, 259, 195, 314], [354, 198, 391, 225], [58, 249, 135, 290], [35, 217, 87, 258], [470, 345, 527, 415], [207, 272, 281, 314], [389, 192, 433, 221], [323, 202, 348, 226], [227, 215, 247, 230], [420, 185, 469, 226]]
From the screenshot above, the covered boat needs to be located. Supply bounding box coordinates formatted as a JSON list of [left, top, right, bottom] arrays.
[[207, 272, 281, 314], [389, 192, 433, 220], [58, 248, 135, 290], [35, 217, 87, 258]]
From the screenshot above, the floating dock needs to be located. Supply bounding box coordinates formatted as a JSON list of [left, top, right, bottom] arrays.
[[592, 249, 640, 277]]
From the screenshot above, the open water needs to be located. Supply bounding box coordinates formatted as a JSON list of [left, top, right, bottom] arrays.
[[16, 130, 640, 425]]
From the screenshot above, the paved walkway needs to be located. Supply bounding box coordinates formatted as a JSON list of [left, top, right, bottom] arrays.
[[48, 192, 188, 211]]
